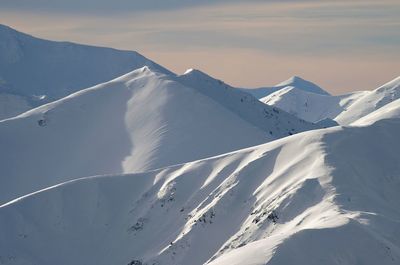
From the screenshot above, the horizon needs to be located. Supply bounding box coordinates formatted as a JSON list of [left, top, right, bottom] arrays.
[[1, 0, 399, 95]]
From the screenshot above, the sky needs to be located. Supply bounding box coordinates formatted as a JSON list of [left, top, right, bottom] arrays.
[[0, 0, 399, 94]]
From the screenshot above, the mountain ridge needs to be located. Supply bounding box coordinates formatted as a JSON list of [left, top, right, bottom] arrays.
[[0, 23, 173, 119], [1, 118, 399, 265], [0, 66, 318, 205]]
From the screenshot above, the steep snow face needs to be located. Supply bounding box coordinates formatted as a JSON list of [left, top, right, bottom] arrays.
[[1, 119, 399, 265], [177, 69, 317, 133], [335, 76, 400, 124], [0, 67, 317, 204], [0, 24, 171, 103], [261, 86, 366, 123], [242, 76, 330, 99], [352, 98, 400, 126]]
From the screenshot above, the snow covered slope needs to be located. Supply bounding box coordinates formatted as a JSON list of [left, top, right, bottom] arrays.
[[0, 66, 317, 205], [261, 86, 366, 123], [335, 76, 400, 124], [242, 76, 330, 99], [260, 77, 400, 125], [352, 98, 400, 126], [177, 69, 315, 133], [0, 24, 171, 115], [1, 118, 399, 265], [256, 76, 400, 125]]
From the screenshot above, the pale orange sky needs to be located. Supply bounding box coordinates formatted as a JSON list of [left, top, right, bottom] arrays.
[[1, 0, 399, 94]]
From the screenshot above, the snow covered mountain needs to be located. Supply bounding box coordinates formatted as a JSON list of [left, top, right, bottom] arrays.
[[335, 76, 400, 124], [0, 66, 317, 205], [275, 76, 330, 96], [1, 23, 399, 265], [242, 76, 330, 99], [261, 76, 400, 125], [352, 98, 400, 126], [176, 69, 314, 133], [261, 86, 367, 123], [0, 24, 171, 119], [1, 118, 399, 265]]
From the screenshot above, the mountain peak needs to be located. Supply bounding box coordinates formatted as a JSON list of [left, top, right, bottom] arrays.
[[182, 68, 215, 79], [288, 75, 305, 82], [276, 76, 330, 96], [0, 24, 173, 103], [180, 68, 226, 87], [183, 68, 196, 75]]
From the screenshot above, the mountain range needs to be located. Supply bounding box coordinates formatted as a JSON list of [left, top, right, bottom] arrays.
[[0, 24, 399, 265]]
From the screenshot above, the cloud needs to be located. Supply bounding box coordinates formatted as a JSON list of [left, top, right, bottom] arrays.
[[0, 0, 268, 14]]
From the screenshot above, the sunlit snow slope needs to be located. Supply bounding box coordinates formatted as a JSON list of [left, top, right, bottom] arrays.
[[1, 118, 399, 265], [261, 76, 400, 125], [0, 66, 317, 205], [352, 98, 400, 126], [335, 76, 400, 124]]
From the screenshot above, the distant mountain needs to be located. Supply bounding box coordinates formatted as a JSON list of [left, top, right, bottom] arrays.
[[242, 76, 330, 99], [1, 118, 399, 265], [0, 24, 172, 118], [352, 98, 400, 126], [275, 76, 330, 95], [261, 87, 365, 123], [335, 76, 400, 124], [260, 76, 400, 125], [177, 69, 316, 133], [0, 66, 317, 205]]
